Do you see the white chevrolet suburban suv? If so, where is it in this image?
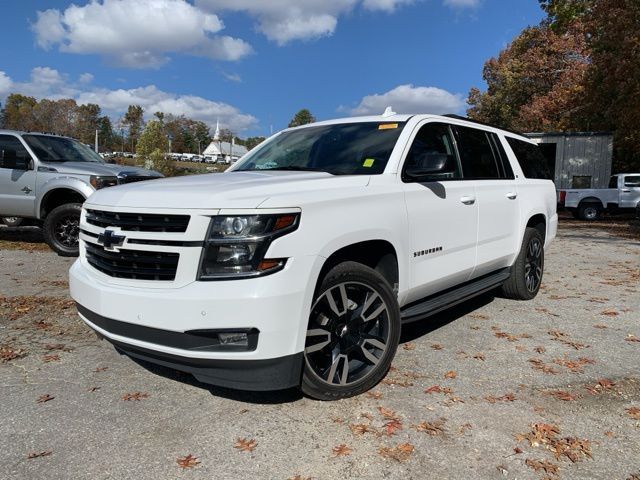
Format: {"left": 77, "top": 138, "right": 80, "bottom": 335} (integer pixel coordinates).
{"left": 69, "top": 113, "right": 558, "bottom": 400}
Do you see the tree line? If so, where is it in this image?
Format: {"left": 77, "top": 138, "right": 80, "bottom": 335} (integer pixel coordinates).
{"left": 468, "top": 0, "right": 640, "bottom": 172}
{"left": 0, "top": 93, "right": 269, "bottom": 154}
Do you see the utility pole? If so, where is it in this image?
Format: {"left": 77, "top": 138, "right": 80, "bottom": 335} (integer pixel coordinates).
{"left": 95, "top": 129, "right": 99, "bottom": 153}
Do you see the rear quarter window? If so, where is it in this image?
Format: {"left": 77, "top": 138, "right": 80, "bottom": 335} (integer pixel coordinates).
{"left": 506, "top": 138, "right": 554, "bottom": 180}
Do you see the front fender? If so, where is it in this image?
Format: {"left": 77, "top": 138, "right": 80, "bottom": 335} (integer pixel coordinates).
{"left": 36, "top": 177, "right": 94, "bottom": 219}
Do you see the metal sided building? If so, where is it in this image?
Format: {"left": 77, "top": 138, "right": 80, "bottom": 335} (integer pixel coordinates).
{"left": 525, "top": 132, "right": 614, "bottom": 189}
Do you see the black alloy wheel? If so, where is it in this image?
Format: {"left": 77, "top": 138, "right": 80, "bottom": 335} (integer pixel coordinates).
{"left": 302, "top": 262, "right": 400, "bottom": 400}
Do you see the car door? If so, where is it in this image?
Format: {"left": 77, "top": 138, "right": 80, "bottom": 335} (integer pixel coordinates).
{"left": 0, "top": 134, "right": 37, "bottom": 217}
{"left": 453, "top": 126, "right": 520, "bottom": 278}
{"left": 401, "top": 122, "right": 478, "bottom": 304}
{"left": 619, "top": 175, "right": 640, "bottom": 208}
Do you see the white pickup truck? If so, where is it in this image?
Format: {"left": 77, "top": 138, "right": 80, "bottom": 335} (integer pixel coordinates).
{"left": 69, "top": 112, "right": 557, "bottom": 400}
{"left": 558, "top": 173, "right": 640, "bottom": 220}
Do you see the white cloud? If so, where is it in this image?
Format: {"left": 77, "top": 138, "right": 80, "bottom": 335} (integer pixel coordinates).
{"left": 443, "top": 0, "right": 480, "bottom": 8}
{"left": 79, "top": 73, "right": 94, "bottom": 84}
{"left": 222, "top": 72, "right": 242, "bottom": 83}
{"left": 32, "top": 0, "right": 252, "bottom": 68}
{"left": 348, "top": 84, "right": 465, "bottom": 116}
{"left": 0, "top": 68, "right": 257, "bottom": 132}
{"left": 0, "top": 71, "right": 13, "bottom": 96}
{"left": 196, "top": 0, "right": 414, "bottom": 44}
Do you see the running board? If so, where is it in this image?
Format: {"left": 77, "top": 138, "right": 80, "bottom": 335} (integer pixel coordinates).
{"left": 400, "top": 268, "right": 511, "bottom": 324}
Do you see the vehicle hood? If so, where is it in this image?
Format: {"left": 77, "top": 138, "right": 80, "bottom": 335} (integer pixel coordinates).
{"left": 86, "top": 171, "right": 370, "bottom": 209}
{"left": 40, "top": 161, "right": 161, "bottom": 178}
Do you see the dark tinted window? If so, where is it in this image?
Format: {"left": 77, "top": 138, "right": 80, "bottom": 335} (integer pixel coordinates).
{"left": 489, "top": 133, "right": 515, "bottom": 179}
{"left": 402, "top": 123, "right": 461, "bottom": 181}
{"left": 454, "top": 126, "right": 500, "bottom": 179}
{"left": 506, "top": 137, "right": 554, "bottom": 180}
{"left": 608, "top": 176, "right": 618, "bottom": 188}
{"left": 624, "top": 175, "right": 640, "bottom": 187}
{"left": 22, "top": 135, "right": 104, "bottom": 163}
{"left": 0, "top": 135, "right": 32, "bottom": 169}
{"left": 235, "top": 122, "right": 405, "bottom": 175}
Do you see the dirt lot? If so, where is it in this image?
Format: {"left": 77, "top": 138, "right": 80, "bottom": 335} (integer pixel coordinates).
{"left": 1, "top": 221, "right": 639, "bottom": 480}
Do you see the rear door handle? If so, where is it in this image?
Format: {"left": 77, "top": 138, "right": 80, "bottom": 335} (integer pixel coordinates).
{"left": 506, "top": 192, "right": 517, "bottom": 200}
{"left": 460, "top": 196, "right": 476, "bottom": 205}
{"left": 621, "top": 189, "right": 631, "bottom": 193}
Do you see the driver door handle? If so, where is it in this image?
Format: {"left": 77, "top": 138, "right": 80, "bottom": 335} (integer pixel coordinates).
{"left": 460, "top": 195, "right": 476, "bottom": 205}
{"left": 506, "top": 192, "right": 517, "bottom": 200}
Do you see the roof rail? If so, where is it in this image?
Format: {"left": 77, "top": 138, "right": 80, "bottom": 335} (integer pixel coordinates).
{"left": 442, "top": 114, "right": 524, "bottom": 137}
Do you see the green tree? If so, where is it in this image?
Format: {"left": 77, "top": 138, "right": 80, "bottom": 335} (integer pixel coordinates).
{"left": 97, "top": 116, "right": 114, "bottom": 152}
{"left": 2, "top": 94, "right": 38, "bottom": 131}
{"left": 288, "top": 109, "right": 316, "bottom": 128}
{"left": 123, "top": 105, "right": 144, "bottom": 151}
{"left": 76, "top": 103, "right": 101, "bottom": 144}
{"left": 136, "top": 119, "right": 174, "bottom": 175}
{"left": 244, "top": 136, "right": 266, "bottom": 150}
{"left": 539, "top": 0, "right": 593, "bottom": 31}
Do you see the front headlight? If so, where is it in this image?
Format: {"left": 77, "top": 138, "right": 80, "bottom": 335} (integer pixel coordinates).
{"left": 198, "top": 213, "right": 300, "bottom": 280}
{"left": 90, "top": 175, "right": 118, "bottom": 189}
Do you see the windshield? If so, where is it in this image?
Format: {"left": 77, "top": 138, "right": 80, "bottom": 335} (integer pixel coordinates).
{"left": 22, "top": 135, "right": 104, "bottom": 163}
{"left": 234, "top": 122, "right": 406, "bottom": 175}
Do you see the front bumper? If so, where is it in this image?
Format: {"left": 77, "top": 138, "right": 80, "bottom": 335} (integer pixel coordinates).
{"left": 69, "top": 253, "right": 322, "bottom": 390}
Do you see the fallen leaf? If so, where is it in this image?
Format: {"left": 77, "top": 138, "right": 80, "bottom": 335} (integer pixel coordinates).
{"left": 176, "top": 454, "right": 200, "bottom": 469}
{"left": 0, "top": 345, "right": 26, "bottom": 363}
{"left": 27, "top": 451, "right": 52, "bottom": 459}
{"left": 121, "top": 392, "right": 149, "bottom": 401}
{"left": 601, "top": 308, "right": 619, "bottom": 317}
{"left": 425, "top": 385, "right": 453, "bottom": 395}
{"left": 485, "top": 393, "right": 516, "bottom": 404}
{"left": 36, "top": 394, "right": 54, "bottom": 404}
{"left": 525, "top": 458, "right": 559, "bottom": 475}
{"left": 593, "top": 324, "right": 608, "bottom": 329}
{"left": 288, "top": 476, "right": 312, "bottom": 480}
{"left": 94, "top": 366, "right": 108, "bottom": 372}
{"left": 87, "top": 386, "right": 100, "bottom": 392}
{"left": 444, "top": 370, "right": 457, "bottom": 379}
{"left": 332, "top": 444, "right": 352, "bottom": 457}
{"left": 548, "top": 390, "right": 578, "bottom": 401}
{"left": 384, "top": 419, "right": 403, "bottom": 436}
{"left": 513, "top": 447, "right": 523, "bottom": 454}
{"left": 626, "top": 335, "right": 640, "bottom": 343}
{"left": 431, "top": 343, "right": 444, "bottom": 350}
{"left": 365, "top": 390, "right": 383, "bottom": 400}
{"left": 234, "top": 438, "right": 257, "bottom": 452}
{"left": 529, "top": 358, "right": 558, "bottom": 375}
{"left": 534, "top": 346, "right": 546, "bottom": 354}
{"left": 402, "top": 342, "right": 415, "bottom": 351}
{"left": 378, "top": 443, "right": 414, "bottom": 462}
{"left": 473, "top": 353, "right": 486, "bottom": 361}
{"left": 378, "top": 406, "right": 399, "bottom": 420}
{"left": 42, "top": 354, "right": 60, "bottom": 363}
{"left": 412, "top": 418, "right": 446, "bottom": 436}
{"left": 626, "top": 407, "right": 640, "bottom": 420}
{"left": 349, "top": 423, "right": 379, "bottom": 436}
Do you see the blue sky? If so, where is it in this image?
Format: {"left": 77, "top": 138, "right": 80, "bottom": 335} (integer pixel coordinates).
{"left": 0, "top": 0, "right": 544, "bottom": 137}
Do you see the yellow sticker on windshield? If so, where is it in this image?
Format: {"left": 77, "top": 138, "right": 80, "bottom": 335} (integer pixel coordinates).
{"left": 378, "top": 123, "right": 398, "bottom": 130}
{"left": 363, "top": 158, "right": 375, "bottom": 167}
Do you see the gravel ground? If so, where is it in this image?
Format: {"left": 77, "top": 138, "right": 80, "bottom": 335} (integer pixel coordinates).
{"left": 1, "top": 222, "right": 639, "bottom": 480}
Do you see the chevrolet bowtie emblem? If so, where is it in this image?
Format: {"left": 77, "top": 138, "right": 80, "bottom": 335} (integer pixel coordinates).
{"left": 98, "top": 230, "right": 126, "bottom": 251}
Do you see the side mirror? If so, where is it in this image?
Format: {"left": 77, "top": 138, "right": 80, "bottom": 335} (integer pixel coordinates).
{"left": 405, "top": 152, "right": 455, "bottom": 179}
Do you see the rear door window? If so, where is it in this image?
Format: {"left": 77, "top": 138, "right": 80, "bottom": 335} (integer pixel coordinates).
{"left": 453, "top": 126, "right": 501, "bottom": 179}
{"left": 624, "top": 175, "right": 640, "bottom": 187}
{"left": 506, "top": 137, "right": 554, "bottom": 180}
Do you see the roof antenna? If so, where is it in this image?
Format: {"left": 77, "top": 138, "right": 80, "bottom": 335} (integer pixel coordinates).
{"left": 382, "top": 106, "right": 396, "bottom": 117}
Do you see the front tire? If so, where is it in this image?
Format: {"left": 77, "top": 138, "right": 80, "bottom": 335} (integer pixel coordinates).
{"left": 301, "top": 262, "right": 401, "bottom": 400}
{"left": 43, "top": 203, "right": 82, "bottom": 257}
{"left": 501, "top": 227, "right": 544, "bottom": 300}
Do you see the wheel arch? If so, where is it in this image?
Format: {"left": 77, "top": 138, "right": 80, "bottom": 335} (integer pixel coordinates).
{"left": 314, "top": 240, "right": 400, "bottom": 298}
{"left": 526, "top": 213, "right": 546, "bottom": 243}
{"left": 38, "top": 184, "right": 89, "bottom": 219}
{"left": 577, "top": 196, "right": 604, "bottom": 208}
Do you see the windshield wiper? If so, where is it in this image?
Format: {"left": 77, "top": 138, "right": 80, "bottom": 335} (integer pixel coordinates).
{"left": 263, "top": 166, "right": 328, "bottom": 172}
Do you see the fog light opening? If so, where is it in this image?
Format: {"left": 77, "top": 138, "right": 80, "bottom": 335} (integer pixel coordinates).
{"left": 218, "top": 332, "right": 249, "bottom": 347}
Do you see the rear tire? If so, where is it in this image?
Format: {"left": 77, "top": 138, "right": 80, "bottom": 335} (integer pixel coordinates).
{"left": 578, "top": 203, "right": 601, "bottom": 221}
{"left": 43, "top": 203, "right": 82, "bottom": 257}
{"left": 301, "top": 262, "right": 401, "bottom": 400}
{"left": 501, "top": 227, "right": 544, "bottom": 300}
